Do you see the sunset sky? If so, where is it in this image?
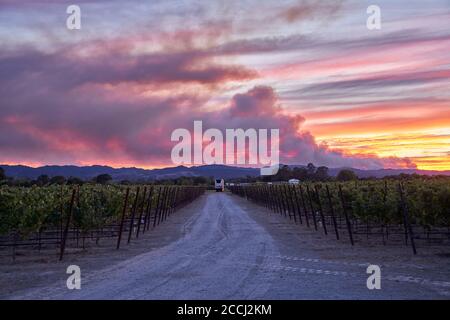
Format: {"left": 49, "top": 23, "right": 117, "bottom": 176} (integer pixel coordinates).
{"left": 1, "top": 0, "right": 449, "bottom": 170}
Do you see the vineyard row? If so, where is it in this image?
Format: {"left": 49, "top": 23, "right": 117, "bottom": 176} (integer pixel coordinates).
{"left": 0, "top": 185, "right": 205, "bottom": 260}
{"left": 229, "top": 180, "right": 450, "bottom": 254}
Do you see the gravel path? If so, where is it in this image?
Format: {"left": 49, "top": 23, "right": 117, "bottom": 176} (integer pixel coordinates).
{"left": 6, "top": 192, "right": 450, "bottom": 299}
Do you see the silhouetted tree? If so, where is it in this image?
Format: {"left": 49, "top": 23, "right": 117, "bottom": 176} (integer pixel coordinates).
{"left": 315, "top": 166, "right": 329, "bottom": 181}
{"left": 275, "top": 165, "right": 291, "bottom": 181}
{"left": 337, "top": 169, "right": 358, "bottom": 181}
{"left": 50, "top": 176, "right": 66, "bottom": 185}
{"left": 95, "top": 174, "right": 112, "bottom": 184}
{"left": 292, "top": 167, "right": 308, "bottom": 180}
{"left": 306, "top": 163, "right": 316, "bottom": 176}
{"left": 0, "top": 167, "right": 5, "bottom": 180}
{"left": 36, "top": 174, "right": 49, "bottom": 186}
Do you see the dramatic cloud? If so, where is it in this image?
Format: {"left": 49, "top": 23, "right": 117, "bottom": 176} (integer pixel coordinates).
{"left": 230, "top": 86, "right": 280, "bottom": 117}
{"left": 0, "top": 39, "right": 418, "bottom": 170}
{"left": 0, "top": 50, "right": 257, "bottom": 91}
{"left": 224, "top": 86, "right": 416, "bottom": 169}
{"left": 278, "top": 0, "right": 344, "bottom": 23}
{"left": 297, "top": 70, "right": 450, "bottom": 96}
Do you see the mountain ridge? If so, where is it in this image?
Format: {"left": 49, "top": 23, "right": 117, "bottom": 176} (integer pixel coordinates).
{"left": 1, "top": 164, "right": 450, "bottom": 181}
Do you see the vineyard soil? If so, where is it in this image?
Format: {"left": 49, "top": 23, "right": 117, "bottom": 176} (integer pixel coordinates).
{"left": 1, "top": 192, "right": 450, "bottom": 299}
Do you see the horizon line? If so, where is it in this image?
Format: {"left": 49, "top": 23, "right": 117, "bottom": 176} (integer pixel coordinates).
{"left": 1, "top": 163, "right": 449, "bottom": 173}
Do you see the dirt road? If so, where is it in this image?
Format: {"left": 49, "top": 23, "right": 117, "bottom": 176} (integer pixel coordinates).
{"left": 5, "top": 192, "right": 450, "bottom": 299}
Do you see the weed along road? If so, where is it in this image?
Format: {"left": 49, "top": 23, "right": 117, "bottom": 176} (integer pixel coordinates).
{"left": 8, "top": 192, "right": 450, "bottom": 299}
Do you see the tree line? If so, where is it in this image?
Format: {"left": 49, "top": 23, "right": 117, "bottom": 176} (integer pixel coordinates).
{"left": 228, "top": 163, "right": 358, "bottom": 183}
{"left": 0, "top": 168, "right": 213, "bottom": 187}
{"left": 1, "top": 165, "right": 448, "bottom": 187}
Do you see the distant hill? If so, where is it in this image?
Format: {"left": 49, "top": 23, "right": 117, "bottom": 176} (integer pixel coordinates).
{"left": 1, "top": 164, "right": 449, "bottom": 181}
{"left": 0, "top": 164, "right": 260, "bottom": 181}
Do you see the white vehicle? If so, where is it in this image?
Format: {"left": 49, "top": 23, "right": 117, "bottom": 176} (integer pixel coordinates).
{"left": 215, "top": 178, "right": 225, "bottom": 192}
{"left": 288, "top": 179, "right": 300, "bottom": 185}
